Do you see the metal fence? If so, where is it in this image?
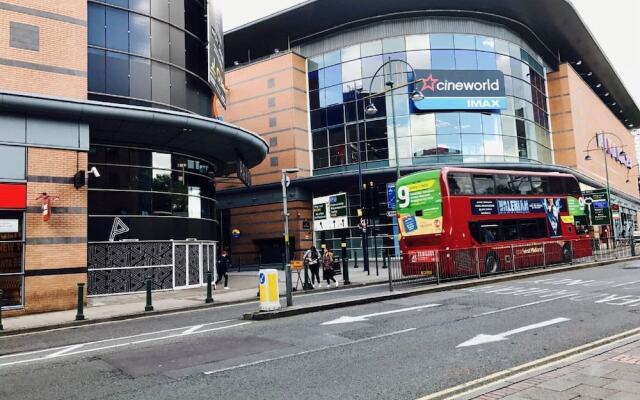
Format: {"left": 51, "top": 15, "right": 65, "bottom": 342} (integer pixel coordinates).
{"left": 88, "top": 240, "right": 217, "bottom": 296}
{"left": 388, "top": 238, "right": 639, "bottom": 288}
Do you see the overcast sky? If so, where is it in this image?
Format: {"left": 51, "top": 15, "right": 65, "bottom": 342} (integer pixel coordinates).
{"left": 222, "top": 0, "right": 640, "bottom": 107}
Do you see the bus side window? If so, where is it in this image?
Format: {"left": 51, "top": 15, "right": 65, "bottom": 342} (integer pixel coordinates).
{"left": 511, "top": 175, "right": 532, "bottom": 195}
{"left": 518, "top": 219, "right": 548, "bottom": 239}
{"left": 530, "top": 176, "right": 549, "bottom": 194}
{"left": 503, "top": 220, "right": 518, "bottom": 240}
{"left": 473, "top": 174, "right": 495, "bottom": 195}
{"left": 495, "top": 174, "right": 515, "bottom": 194}
{"left": 447, "top": 173, "right": 473, "bottom": 195}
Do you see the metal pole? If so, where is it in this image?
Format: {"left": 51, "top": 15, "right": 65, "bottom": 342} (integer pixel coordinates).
{"left": 205, "top": 270, "right": 214, "bottom": 303}
{"left": 387, "top": 254, "right": 394, "bottom": 292}
{"left": 0, "top": 289, "right": 4, "bottom": 330}
{"left": 602, "top": 135, "right": 616, "bottom": 246}
{"left": 144, "top": 277, "right": 153, "bottom": 312}
{"left": 371, "top": 182, "right": 380, "bottom": 276}
{"left": 386, "top": 59, "right": 401, "bottom": 180}
{"left": 353, "top": 250, "right": 359, "bottom": 268}
{"left": 341, "top": 239, "right": 351, "bottom": 285}
{"left": 75, "top": 283, "right": 85, "bottom": 321}
{"left": 362, "top": 184, "right": 370, "bottom": 275}
{"left": 282, "top": 173, "right": 293, "bottom": 307}
{"left": 354, "top": 87, "right": 369, "bottom": 275}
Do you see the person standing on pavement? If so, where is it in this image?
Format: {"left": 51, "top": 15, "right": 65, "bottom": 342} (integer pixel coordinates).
{"left": 322, "top": 246, "right": 338, "bottom": 288}
{"left": 215, "top": 249, "right": 231, "bottom": 289}
{"left": 303, "top": 245, "right": 321, "bottom": 288}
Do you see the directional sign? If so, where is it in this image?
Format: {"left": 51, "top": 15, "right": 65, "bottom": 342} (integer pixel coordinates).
{"left": 321, "top": 304, "right": 440, "bottom": 325}
{"left": 457, "top": 317, "right": 570, "bottom": 348}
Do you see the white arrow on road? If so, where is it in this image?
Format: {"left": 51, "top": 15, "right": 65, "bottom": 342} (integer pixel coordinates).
{"left": 457, "top": 317, "right": 570, "bottom": 348}
{"left": 321, "top": 304, "right": 440, "bottom": 325}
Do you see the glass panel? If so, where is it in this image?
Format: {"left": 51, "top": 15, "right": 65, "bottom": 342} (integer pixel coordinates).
{"left": 503, "top": 136, "right": 518, "bottom": 159}
{"left": 530, "top": 176, "right": 549, "bottom": 194}
{"left": 462, "top": 134, "right": 484, "bottom": 155}
{"left": 435, "top": 113, "right": 460, "bottom": 134}
{"left": 313, "top": 149, "right": 329, "bottom": 169}
{"left": 170, "top": 27, "right": 186, "bottom": 68}
{"left": 412, "top": 135, "right": 437, "bottom": 157}
{"left": 365, "top": 119, "right": 387, "bottom": 141}
{"left": 308, "top": 55, "right": 323, "bottom": 71}
{"left": 151, "top": 20, "right": 170, "bottom": 62}
{"left": 511, "top": 176, "right": 532, "bottom": 194}
{"left": 324, "top": 85, "right": 342, "bottom": 106}
{"left": 509, "top": 42, "right": 521, "bottom": 58}
{"left": 129, "top": 56, "right": 151, "bottom": 100}
{"left": 454, "top": 34, "right": 475, "bottom": 50}
{"left": 88, "top": 3, "right": 105, "bottom": 47}
{"left": 447, "top": 173, "right": 473, "bottom": 195}
{"left": 323, "top": 50, "right": 341, "bottom": 67}
{"left": 473, "top": 175, "right": 495, "bottom": 194}
{"left": 383, "top": 37, "right": 405, "bottom": 53}
{"left": 328, "top": 126, "right": 345, "bottom": 146}
{"left": 151, "top": 61, "right": 170, "bottom": 104}
{"left": 105, "top": 51, "right": 129, "bottom": 96}
{"left": 455, "top": 50, "right": 477, "bottom": 69}
{"left": 496, "top": 54, "right": 511, "bottom": 75}
{"left": 324, "top": 64, "right": 342, "bottom": 87}
{"left": 406, "top": 50, "right": 431, "bottom": 70}
{"left": 170, "top": 67, "right": 186, "bottom": 109}
{"left": 106, "top": 0, "right": 128, "bottom": 7}
{"left": 361, "top": 55, "right": 384, "bottom": 79}
{"left": 495, "top": 174, "right": 515, "bottom": 194}
{"left": 437, "top": 134, "right": 462, "bottom": 155}
{"left": 342, "top": 60, "right": 361, "bottom": 83}
{"left": 501, "top": 115, "right": 516, "bottom": 136}
{"left": 151, "top": 0, "right": 169, "bottom": 20}
{"left": 484, "top": 134, "right": 504, "bottom": 156}
{"left": 326, "top": 104, "right": 344, "bottom": 126}
{"left": 312, "top": 129, "right": 328, "bottom": 148}
{"left": 88, "top": 48, "right": 106, "bottom": 93}
{"left": 361, "top": 40, "right": 382, "bottom": 57}
{"left": 106, "top": 7, "right": 128, "bottom": 52}
{"left": 0, "top": 276, "right": 23, "bottom": 307}
{"left": 431, "top": 50, "right": 455, "bottom": 70}
{"left": 389, "top": 115, "right": 410, "bottom": 138}
{"left": 477, "top": 52, "right": 497, "bottom": 70}
{"left": 341, "top": 44, "right": 360, "bottom": 62}
{"left": 459, "top": 112, "right": 482, "bottom": 133}
{"left": 366, "top": 139, "right": 388, "bottom": 161}
{"left": 494, "top": 39, "right": 509, "bottom": 55}
{"left": 410, "top": 114, "right": 435, "bottom": 136}
{"left": 129, "top": 13, "right": 150, "bottom": 57}
{"left": 188, "top": 187, "right": 201, "bottom": 218}
{"left": 0, "top": 145, "right": 25, "bottom": 180}
{"left": 482, "top": 113, "right": 502, "bottom": 135}
{"left": 169, "top": 0, "right": 185, "bottom": 27}
{"left": 329, "top": 145, "right": 346, "bottom": 166}
{"left": 130, "top": 0, "right": 150, "bottom": 13}
{"left": 475, "top": 36, "right": 495, "bottom": 52}
{"left": 430, "top": 34, "right": 454, "bottom": 49}
{"left": 406, "top": 34, "right": 429, "bottom": 50}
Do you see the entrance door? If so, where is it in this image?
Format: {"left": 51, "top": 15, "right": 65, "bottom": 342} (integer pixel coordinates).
{"left": 173, "top": 242, "right": 203, "bottom": 289}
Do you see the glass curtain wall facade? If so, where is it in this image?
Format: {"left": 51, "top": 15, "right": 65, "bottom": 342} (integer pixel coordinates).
{"left": 88, "top": 145, "right": 218, "bottom": 241}
{"left": 88, "top": 0, "right": 212, "bottom": 116}
{"left": 308, "top": 33, "right": 552, "bottom": 175}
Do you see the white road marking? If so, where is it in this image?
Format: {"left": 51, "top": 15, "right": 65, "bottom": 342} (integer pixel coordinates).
{"left": 0, "top": 321, "right": 249, "bottom": 368}
{"left": 203, "top": 328, "right": 417, "bottom": 375}
{"left": 321, "top": 304, "right": 441, "bottom": 325}
{"left": 44, "top": 344, "right": 85, "bottom": 358}
{"left": 473, "top": 295, "right": 576, "bottom": 317}
{"left": 457, "top": 317, "right": 570, "bottom": 348}
{"left": 182, "top": 325, "right": 204, "bottom": 335}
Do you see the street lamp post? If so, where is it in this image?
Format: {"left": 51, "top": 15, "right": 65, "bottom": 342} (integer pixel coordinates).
{"left": 281, "top": 168, "right": 299, "bottom": 307}
{"left": 349, "top": 85, "right": 369, "bottom": 273}
{"left": 584, "top": 131, "right": 630, "bottom": 243}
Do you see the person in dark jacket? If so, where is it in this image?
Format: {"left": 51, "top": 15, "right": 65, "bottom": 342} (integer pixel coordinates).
{"left": 215, "top": 250, "right": 231, "bottom": 289}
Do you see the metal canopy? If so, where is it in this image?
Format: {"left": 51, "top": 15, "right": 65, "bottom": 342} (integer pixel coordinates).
{"left": 224, "top": 0, "right": 639, "bottom": 128}
{"left": 0, "top": 91, "right": 268, "bottom": 174}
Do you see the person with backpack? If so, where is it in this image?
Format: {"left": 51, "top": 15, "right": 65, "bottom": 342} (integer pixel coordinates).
{"left": 323, "top": 246, "right": 338, "bottom": 288}
{"left": 303, "top": 246, "right": 321, "bottom": 288}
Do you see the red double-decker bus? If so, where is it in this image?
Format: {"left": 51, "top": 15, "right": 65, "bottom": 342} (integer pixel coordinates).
{"left": 395, "top": 167, "right": 592, "bottom": 277}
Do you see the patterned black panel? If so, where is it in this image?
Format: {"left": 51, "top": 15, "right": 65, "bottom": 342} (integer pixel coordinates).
{"left": 88, "top": 242, "right": 172, "bottom": 270}
{"left": 88, "top": 266, "right": 172, "bottom": 295}
{"left": 188, "top": 245, "right": 200, "bottom": 285}
{"left": 174, "top": 245, "right": 187, "bottom": 287}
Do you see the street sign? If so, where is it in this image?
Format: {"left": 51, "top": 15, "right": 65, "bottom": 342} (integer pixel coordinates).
{"left": 386, "top": 183, "right": 396, "bottom": 211}
{"left": 583, "top": 189, "right": 611, "bottom": 226}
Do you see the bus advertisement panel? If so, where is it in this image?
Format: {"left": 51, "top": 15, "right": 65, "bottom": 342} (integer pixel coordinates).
{"left": 396, "top": 170, "right": 442, "bottom": 237}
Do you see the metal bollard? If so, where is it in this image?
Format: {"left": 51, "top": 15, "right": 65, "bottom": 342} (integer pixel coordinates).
{"left": 145, "top": 277, "right": 154, "bottom": 312}
{"left": 387, "top": 255, "right": 393, "bottom": 292}
{"left": 205, "top": 270, "right": 214, "bottom": 303}
{"left": 0, "top": 289, "right": 4, "bottom": 330}
{"left": 75, "top": 283, "right": 85, "bottom": 321}
{"left": 631, "top": 240, "right": 637, "bottom": 257}
{"left": 353, "top": 251, "right": 359, "bottom": 268}
{"left": 382, "top": 250, "right": 388, "bottom": 269}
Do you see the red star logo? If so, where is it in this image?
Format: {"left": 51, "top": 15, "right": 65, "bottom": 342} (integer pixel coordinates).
{"left": 420, "top": 74, "right": 439, "bottom": 92}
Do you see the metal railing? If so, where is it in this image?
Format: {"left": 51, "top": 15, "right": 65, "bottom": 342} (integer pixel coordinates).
{"left": 388, "top": 238, "right": 639, "bottom": 288}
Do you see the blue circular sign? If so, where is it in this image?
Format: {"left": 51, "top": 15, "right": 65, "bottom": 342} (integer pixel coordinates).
{"left": 259, "top": 272, "right": 266, "bottom": 285}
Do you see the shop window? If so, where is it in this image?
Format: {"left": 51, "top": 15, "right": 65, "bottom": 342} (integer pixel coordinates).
{"left": 0, "top": 211, "right": 23, "bottom": 308}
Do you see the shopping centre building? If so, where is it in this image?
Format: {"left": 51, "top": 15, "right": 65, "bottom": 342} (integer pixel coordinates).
{"left": 0, "top": 0, "right": 267, "bottom": 315}
{"left": 219, "top": 0, "right": 640, "bottom": 266}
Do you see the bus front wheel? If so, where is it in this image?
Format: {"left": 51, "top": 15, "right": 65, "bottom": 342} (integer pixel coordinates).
{"left": 485, "top": 252, "right": 499, "bottom": 274}
{"left": 562, "top": 244, "right": 572, "bottom": 263}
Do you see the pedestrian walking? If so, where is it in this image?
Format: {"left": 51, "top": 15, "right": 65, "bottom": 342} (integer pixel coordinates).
{"left": 303, "top": 245, "right": 321, "bottom": 287}
{"left": 323, "top": 246, "right": 338, "bottom": 288}
{"left": 215, "top": 249, "right": 231, "bottom": 289}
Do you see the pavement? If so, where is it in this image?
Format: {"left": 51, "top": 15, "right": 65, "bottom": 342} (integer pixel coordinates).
{"left": 1, "top": 259, "right": 640, "bottom": 400}
{"left": 454, "top": 331, "right": 640, "bottom": 400}
{"left": 1, "top": 266, "right": 387, "bottom": 333}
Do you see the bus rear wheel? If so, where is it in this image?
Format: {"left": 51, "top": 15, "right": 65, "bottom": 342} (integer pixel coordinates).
{"left": 562, "top": 244, "right": 572, "bottom": 263}
{"left": 485, "top": 252, "right": 499, "bottom": 273}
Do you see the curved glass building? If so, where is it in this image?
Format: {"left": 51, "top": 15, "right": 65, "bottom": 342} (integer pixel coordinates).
{"left": 88, "top": 0, "right": 212, "bottom": 115}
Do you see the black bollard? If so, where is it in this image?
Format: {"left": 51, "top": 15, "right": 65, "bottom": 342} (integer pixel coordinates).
{"left": 206, "top": 270, "right": 214, "bottom": 303}
{"left": 353, "top": 251, "right": 359, "bottom": 268}
{"left": 631, "top": 239, "right": 637, "bottom": 257}
{"left": 341, "top": 241, "right": 351, "bottom": 285}
{"left": 0, "top": 289, "right": 4, "bottom": 330}
{"left": 303, "top": 260, "right": 313, "bottom": 290}
{"left": 145, "top": 277, "right": 154, "bottom": 312}
{"left": 382, "top": 250, "right": 388, "bottom": 269}
{"left": 75, "top": 283, "right": 85, "bottom": 321}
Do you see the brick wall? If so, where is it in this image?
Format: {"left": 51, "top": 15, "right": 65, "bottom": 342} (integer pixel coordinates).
{"left": 0, "top": 0, "right": 87, "bottom": 99}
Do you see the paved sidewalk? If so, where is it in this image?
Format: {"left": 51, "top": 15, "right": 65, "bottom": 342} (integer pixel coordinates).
{"left": 461, "top": 334, "right": 640, "bottom": 400}
{"left": 2, "top": 267, "right": 386, "bottom": 332}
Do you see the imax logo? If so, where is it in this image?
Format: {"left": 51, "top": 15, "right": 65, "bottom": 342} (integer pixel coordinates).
{"left": 468, "top": 99, "right": 503, "bottom": 108}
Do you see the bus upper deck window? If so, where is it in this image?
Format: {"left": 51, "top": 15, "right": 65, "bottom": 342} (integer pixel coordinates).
{"left": 530, "top": 176, "right": 549, "bottom": 194}
{"left": 511, "top": 175, "right": 532, "bottom": 195}
{"left": 495, "top": 174, "right": 515, "bottom": 194}
{"left": 473, "top": 174, "right": 495, "bottom": 195}
{"left": 447, "top": 173, "right": 473, "bottom": 195}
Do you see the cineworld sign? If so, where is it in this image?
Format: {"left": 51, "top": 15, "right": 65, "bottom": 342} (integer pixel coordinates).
{"left": 413, "top": 70, "right": 507, "bottom": 111}
{"left": 596, "top": 132, "right": 632, "bottom": 169}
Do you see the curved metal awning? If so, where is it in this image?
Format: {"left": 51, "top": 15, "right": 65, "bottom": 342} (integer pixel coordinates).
{"left": 0, "top": 91, "right": 269, "bottom": 174}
